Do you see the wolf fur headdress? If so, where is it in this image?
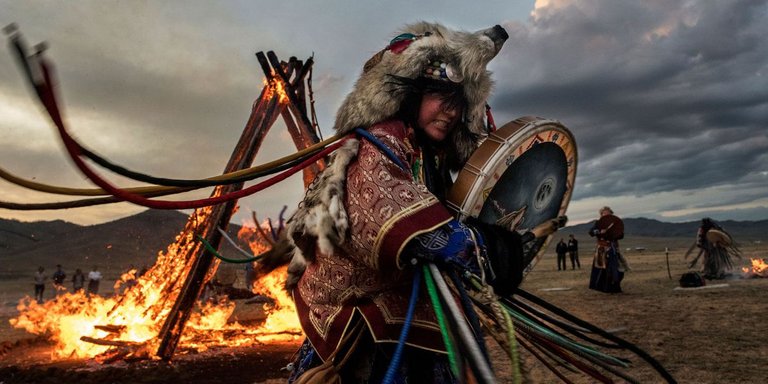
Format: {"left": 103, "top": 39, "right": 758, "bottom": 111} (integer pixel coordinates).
{"left": 335, "top": 21, "right": 509, "bottom": 165}
{"left": 270, "top": 22, "right": 509, "bottom": 288}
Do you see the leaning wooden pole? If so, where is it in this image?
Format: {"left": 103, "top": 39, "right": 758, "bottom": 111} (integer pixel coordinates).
{"left": 279, "top": 59, "right": 324, "bottom": 186}
{"left": 156, "top": 71, "right": 286, "bottom": 360}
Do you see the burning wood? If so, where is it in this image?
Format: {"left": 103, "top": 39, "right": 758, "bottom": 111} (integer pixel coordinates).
{"left": 95, "top": 344, "right": 153, "bottom": 364}
{"left": 742, "top": 258, "right": 768, "bottom": 278}
{"left": 94, "top": 324, "right": 126, "bottom": 334}
{"left": 156, "top": 50, "right": 318, "bottom": 360}
{"left": 80, "top": 336, "right": 141, "bottom": 348}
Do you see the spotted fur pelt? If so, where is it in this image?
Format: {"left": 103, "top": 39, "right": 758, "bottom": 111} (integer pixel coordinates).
{"left": 283, "top": 139, "right": 359, "bottom": 288}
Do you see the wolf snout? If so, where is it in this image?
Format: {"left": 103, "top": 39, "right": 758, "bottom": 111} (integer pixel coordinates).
{"left": 482, "top": 25, "right": 508, "bottom": 53}
{"left": 490, "top": 25, "right": 509, "bottom": 42}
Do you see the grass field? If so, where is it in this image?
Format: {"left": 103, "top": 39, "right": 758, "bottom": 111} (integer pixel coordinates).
{"left": 515, "top": 240, "right": 768, "bottom": 383}
{"left": 2, "top": 236, "right": 767, "bottom": 383}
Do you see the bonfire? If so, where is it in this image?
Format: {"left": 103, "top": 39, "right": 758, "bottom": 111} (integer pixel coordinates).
{"left": 5, "top": 27, "right": 321, "bottom": 363}
{"left": 10, "top": 215, "right": 301, "bottom": 362}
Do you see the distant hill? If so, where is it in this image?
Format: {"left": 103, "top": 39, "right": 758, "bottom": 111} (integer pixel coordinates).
{"left": 563, "top": 217, "right": 768, "bottom": 242}
{"left": 2, "top": 212, "right": 766, "bottom": 275}
{"left": 0, "top": 218, "right": 80, "bottom": 252}
{"left": 1, "top": 210, "right": 248, "bottom": 276}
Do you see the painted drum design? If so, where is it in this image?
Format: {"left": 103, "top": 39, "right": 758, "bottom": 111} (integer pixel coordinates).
{"left": 447, "top": 116, "right": 578, "bottom": 276}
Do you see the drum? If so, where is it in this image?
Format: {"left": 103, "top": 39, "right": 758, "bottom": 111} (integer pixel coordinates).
{"left": 447, "top": 116, "right": 577, "bottom": 275}
{"left": 706, "top": 229, "right": 732, "bottom": 247}
{"left": 599, "top": 214, "right": 625, "bottom": 242}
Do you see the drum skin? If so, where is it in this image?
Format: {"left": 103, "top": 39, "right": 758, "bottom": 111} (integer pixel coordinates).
{"left": 596, "top": 214, "right": 624, "bottom": 241}
{"left": 447, "top": 116, "right": 577, "bottom": 275}
{"left": 706, "top": 229, "right": 732, "bottom": 247}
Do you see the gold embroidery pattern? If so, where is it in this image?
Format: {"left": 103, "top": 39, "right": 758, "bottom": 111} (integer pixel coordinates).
{"left": 296, "top": 122, "right": 446, "bottom": 346}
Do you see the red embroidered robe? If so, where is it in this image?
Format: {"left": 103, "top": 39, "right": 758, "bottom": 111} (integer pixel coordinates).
{"left": 293, "top": 119, "right": 453, "bottom": 360}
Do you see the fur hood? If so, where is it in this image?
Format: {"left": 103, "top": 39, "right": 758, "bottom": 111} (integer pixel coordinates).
{"left": 334, "top": 21, "right": 508, "bottom": 165}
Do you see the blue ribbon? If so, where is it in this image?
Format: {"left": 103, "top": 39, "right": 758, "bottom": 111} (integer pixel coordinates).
{"left": 354, "top": 128, "right": 408, "bottom": 171}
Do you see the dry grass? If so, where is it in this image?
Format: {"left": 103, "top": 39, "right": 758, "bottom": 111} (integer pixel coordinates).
{"left": 2, "top": 239, "right": 766, "bottom": 383}
{"left": 510, "top": 242, "right": 768, "bottom": 383}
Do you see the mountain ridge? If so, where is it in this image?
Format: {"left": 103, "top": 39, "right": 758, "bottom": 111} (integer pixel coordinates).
{"left": 0, "top": 210, "right": 248, "bottom": 275}
{"left": 2, "top": 211, "right": 766, "bottom": 274}
{"left": 563, "top": 217, "right": 768, "bottom": 240}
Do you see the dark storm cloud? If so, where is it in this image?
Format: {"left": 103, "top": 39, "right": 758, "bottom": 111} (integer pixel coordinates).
{"left": 0, "top": 0, "right": 535, "bottom": 224}
{"left": 2, "top": 1, "right": 765, "bottom": 225}
{"left": 492, "top": 1, "right": 768, "bottom": 205}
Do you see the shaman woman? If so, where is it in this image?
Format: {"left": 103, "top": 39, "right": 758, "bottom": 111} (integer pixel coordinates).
{"left": 283, "top": 22, "right": 560, "bottom": 383}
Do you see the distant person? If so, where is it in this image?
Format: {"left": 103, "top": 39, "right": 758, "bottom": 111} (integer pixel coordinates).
{"left": 33, "top": 266, "right": 46, "bottom": 302}
{"left": 72, "top": 268, "right": 86, "bottom": 292}
{"left": 556, "top": 238, "right": 568, "bottom": 271}
{"left": 567, "top": 234, "right": 580, "bottom": 269}
{"left": 588, "top": 207, "right": 627, "bottom": 293}
{"left": 684, "top": 217, "right": 741, "bottom": 279}
{"left": 87, "top": 266, "right": 103, "bottom": 296}
{"left": 52, "top": 264, "right": 66, "bottom": 292}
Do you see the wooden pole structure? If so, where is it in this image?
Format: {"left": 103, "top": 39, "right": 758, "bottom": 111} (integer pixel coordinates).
{"left": 257, "top": 51, "right": 324, "bottom": 186}
{"left": 156, "top": 80, "right": 284, "bottom": 360}
{"left": 155, "top": 51, "right": 320, "bottom": 360}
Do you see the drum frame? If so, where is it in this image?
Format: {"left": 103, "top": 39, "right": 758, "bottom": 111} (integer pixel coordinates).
{"left": 447, "top": 116, "right": 578, "bottom": 274}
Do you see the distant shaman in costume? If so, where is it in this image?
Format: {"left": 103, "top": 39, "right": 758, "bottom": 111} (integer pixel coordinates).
{"left": 588, "top": 206, "right": 628, "bottom": 293}
{"left": 685, "top": 218, "right": 741, "bottom": 279}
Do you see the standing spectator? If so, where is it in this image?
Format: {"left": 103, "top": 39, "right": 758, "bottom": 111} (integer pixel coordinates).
{"left": 567, "top": 234, "right": 581, "bottom": 269}
{"left": 72, "top": 268, "right": 86, "bottom": 292}
{"left": 52, "top": 264, "right": 67, "bottom": 292}
{"left": 87, "top": 266, "right": 103, "bottom": 296}
{"left": 33, "top": 266, "right": 46, "bottom": 302}
{"left": 555, "top": 239, "right": 568, "bottom": 271}
{"left": 588, "top": 207, "right": 626, "bottom": 293}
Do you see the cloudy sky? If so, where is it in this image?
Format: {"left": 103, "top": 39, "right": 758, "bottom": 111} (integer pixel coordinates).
{"left": 1, "top": 0, "right": 766, "bottom": 227}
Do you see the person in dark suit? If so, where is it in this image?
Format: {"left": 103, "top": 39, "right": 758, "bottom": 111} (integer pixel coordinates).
{"left": 556, "top": 239, "right": 568, "bottom": 271}
{"left": 567, "top": 234, "right": 580, "bottom": 269}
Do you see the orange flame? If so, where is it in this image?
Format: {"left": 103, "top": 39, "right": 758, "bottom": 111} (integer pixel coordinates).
{"left": 237, "top": 219, "right": 273, "bottom": 256}
{"left": 10, "top": 208, "right": 301, "bottom": 361}
{"left": 262, "top": 74, "right": 289, "bottom": 104}
{"left": 742, "top": 258, "right": 768, "bottom": 277}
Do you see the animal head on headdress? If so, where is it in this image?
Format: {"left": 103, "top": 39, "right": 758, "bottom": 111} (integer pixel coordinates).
{"left": 334, "top": 21, "right": 509, "bottom": 166}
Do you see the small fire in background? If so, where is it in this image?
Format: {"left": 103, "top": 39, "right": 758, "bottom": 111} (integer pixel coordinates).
{"left": 10, "top": 208, "right": 301, "bottom": 361}
{"left": 742, "top": 258, "right": 768, "bottom": 278}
